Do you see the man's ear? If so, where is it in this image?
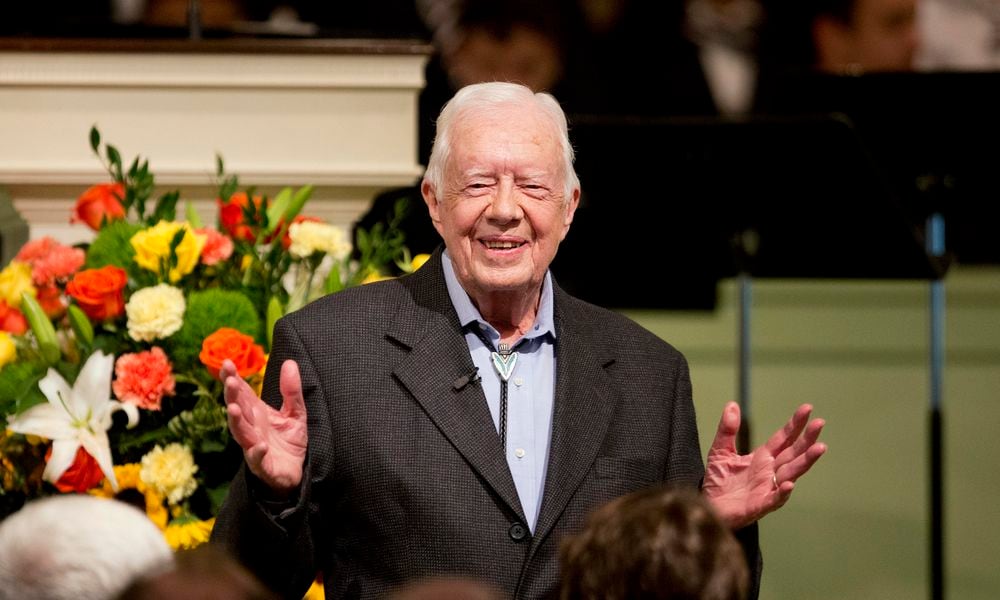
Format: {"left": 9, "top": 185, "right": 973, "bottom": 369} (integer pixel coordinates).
{"left": 559, "top": 187, "right": 581, "bottom": 241}
{"left": 421, "top": 179, "right": 446, "bottom": 237}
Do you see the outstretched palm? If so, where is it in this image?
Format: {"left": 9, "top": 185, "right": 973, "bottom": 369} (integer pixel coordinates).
{"left": 222, "top": 359, "right": 308, "bottom": 494}
{"left": 703, "top": 402, "right": 826, "bottom": 529}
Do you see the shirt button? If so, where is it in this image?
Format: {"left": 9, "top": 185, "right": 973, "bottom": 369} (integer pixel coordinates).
{"left": 508, "top": 523, "right": 528, "bottom": 542}
{"left": 514, "top": 377, "right": 524, "bottom": 386}
{"left": 514, "top": 448, "right": 526, "bottom": 458}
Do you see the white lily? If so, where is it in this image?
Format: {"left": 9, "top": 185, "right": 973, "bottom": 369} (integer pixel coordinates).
{"left": 7, "top": 351, "right": 139, "bottom": 490}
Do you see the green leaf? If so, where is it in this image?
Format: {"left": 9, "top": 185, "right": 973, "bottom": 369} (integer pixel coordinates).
{"left": 0, "top": 359, "right": 47, "bottom": 412}
{"left": 106, "top": 144, "right": 123, "bottom": 180}
{"left": 219, "top": 176, "right": 239, "bottom": 203}
{"left": 89, "top": 126, "right": 101, "bottom": 153}
{"left": 152, "top": 190, "right": 179, "bottom": 224}
{"left": 265, "top": 187, "right": 293, "bottom": 233}
{"left": 282, "top": 185, "right": 313, "bottom": 222}
{"left": 324, "top": 261, "right": 343, "bottom": 294}
{"left": 127, "top": 156, "right": 140, "bottom": 179}
{"left": 356, "top": 227, "right": 371, "bottom": 256}
{"left": 215, "top": 153, "right": 225, "bottom": 178}
{"left": 185, "top": 201, "right": 203, "bottom": 229}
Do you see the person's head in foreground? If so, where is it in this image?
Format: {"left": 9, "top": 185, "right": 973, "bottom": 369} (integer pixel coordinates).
{"left": 0, "top": 494, "right": 173, "bottom": 600}
{"left": 115, "top": 543, "right": 277, "bottom": 600}
{"left": 389, "top": 575, "right": 504, "bottom": 600}
{"left": 422, "top": 81, "right": 580, "bottom": 317}
{"left": 559, "top": 485, "right": 749, "bottom": 600}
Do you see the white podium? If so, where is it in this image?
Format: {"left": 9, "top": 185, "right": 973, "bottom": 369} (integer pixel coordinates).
{"left": 0, "top": 37, "right": 431, "bottom": 244}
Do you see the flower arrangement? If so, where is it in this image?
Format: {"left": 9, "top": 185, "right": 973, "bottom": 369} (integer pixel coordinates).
{"left": 0, "top": 127, "right": 421, "bottom": 552}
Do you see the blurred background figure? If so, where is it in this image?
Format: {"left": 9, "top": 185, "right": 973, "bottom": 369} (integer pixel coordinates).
{"left": 388, "top": 576, "right": 504, "bottom": 600}
{"left": 559, "top": 485, "right": 749, "bottom": 600}
{"left": 0, "top": 495, "right": 173, "bottom": 600}
{"left": 753, "top": 0, "right": 920, "bottom": 111}
{"left": 683, "top": 0, "right": 764, "bottom": 115}
{"left": 917, "top": 0, "right": 1000, "bottom": 69}
{"left": 415, "top": 0, "right": 567, "bottom": 165}
{"left": 115, "top": 544, "right": 277, "bottom": 600}
{"left": 755, "top": 0, "right": 919, "bottom": 77}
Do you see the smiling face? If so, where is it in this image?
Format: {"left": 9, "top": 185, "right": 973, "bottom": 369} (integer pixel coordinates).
{"left": 422, "top": 101, "right": 579, "bottom": 306}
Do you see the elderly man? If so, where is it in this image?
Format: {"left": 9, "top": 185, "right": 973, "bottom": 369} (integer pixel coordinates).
{"left": 212, "top": 82, "right": 826, "bottom": 599}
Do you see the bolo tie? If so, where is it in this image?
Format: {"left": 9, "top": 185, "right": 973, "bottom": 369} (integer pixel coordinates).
{"left": 471, "top": 327, "right": 519, "bottom": 449}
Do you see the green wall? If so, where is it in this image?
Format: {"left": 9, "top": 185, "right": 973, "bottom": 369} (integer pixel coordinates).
{"left": 623, "top": 266, "right": 1000, "bottom": 600}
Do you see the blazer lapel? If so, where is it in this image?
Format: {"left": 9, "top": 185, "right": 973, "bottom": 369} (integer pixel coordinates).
{"left": 388, "top": 253, "right": 525, "bottom": 522}
{"left": 530, "top": 288, "right": 618, "bottom": 544}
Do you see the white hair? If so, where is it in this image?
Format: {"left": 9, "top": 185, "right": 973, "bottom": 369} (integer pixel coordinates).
{"left": 423, "top": 81, "right": 580, "bottom": 200}
{"left": 0, "top": 495, "right": 174, "bottom": 600}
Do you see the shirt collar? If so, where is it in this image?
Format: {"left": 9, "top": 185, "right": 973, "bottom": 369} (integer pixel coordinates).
{"left": 442, "top": 249, "right": 556, "bottom": 340}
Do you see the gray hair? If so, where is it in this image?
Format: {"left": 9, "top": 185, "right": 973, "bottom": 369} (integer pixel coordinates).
{"left": 0, "top": 495, "right": 174, "bottom": 600}
{"left": 423, "top": 82, "right": 580, "bottom": 200}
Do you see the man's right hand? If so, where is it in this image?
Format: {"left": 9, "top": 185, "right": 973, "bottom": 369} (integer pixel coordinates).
{"left": 222, "top": 358, "right": 308, "bottom": 495}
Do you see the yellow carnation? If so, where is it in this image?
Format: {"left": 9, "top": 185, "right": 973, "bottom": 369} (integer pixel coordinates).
{"left": 288, "top": 221, "right": 352, "bottom": 260}
{"left": 126, "top": 284, "right": 186, "bottom": 341}
{"left": 0, "top": 332, "right": 16, "bottom": 368}
{"left": 140, "top": 443, "right": 198, "bottom": 506}
{"left": 131, "top": 221, "right": 206, "bottom": 282}
{"left": 0, "top": 261, "right": 35, "bottom": 308}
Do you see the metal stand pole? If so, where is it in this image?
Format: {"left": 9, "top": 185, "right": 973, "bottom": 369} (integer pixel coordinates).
{"left": 737, "top": 271, "right": 752, "bottom": 454}
{"left": 927, "top": 213, "right": 946, "bottom": 600}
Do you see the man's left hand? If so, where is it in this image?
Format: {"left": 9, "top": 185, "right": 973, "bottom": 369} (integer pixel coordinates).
{"left": 703, "top": 402, "right": 827, "bottom": 529}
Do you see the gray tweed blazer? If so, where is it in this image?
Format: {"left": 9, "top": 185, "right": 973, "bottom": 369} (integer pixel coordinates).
{"left": 213, "top": 249, "right": 759, "bottom": 599}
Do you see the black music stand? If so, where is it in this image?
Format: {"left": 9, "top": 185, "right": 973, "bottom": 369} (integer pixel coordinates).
{"left": 756, "top": 70, "right": 1000, "bottom": 600}
{"left": 555, "top": 109, "right": 949, "bottom": 596}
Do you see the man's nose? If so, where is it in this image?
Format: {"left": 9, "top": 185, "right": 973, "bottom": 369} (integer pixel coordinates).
{"left": 488, "top": 180, "right": 523, "bottom": 222}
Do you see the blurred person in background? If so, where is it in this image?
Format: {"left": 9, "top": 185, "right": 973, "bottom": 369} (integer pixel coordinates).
{"left": 753, "top": 0, "right": 920, "bottom": 110}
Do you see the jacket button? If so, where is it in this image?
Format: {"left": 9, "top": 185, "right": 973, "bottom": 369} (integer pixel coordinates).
{"left": 508, "top": 523, "right": 528, "bottom": 542}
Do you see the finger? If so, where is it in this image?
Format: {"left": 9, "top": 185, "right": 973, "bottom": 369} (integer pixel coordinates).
{"left": 279, "top": 360, "right": 307, "bottom": 419}
{"left": 775, "top": 418, "right": 825, "bottom": 466}
{"left": 764, "top": 404, "right": 813, "bottom": 455}
{"left": 246, "top": 441, "right": 269, "bottom": 473}
{"left": 775, "top": 441, "right": 827, "bottom": 484}
{"left": 225, "top": 376, "right": 258, "bottom": 429}
{"left": 225, "top": 403, "right": 260, "bottom": 451}
{"left": 220, "top": 358, "right": 239, "bottom": 383}
{"left": 709, "top": 401, "right": 741, "bottom": 454}
{"left": 772, "top": 481, "right": 795, "bottom": 510}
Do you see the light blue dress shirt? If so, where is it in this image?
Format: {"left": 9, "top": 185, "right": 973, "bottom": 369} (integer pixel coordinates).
{"left": 441, "top": 251, "right": 556, "bottom": 532}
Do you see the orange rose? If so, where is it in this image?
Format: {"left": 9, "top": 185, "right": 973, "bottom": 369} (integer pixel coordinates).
{"left": 72, "top": 183, "right": 126, "bottom": 231}
{"left": 66, "top": 266, "right": 128, "bottom": 321}
{"left": 45, "top": 446, "right": 105, "bottom": 493}
{"left": 200, "top": 327, "right": 266, "bottom": 379}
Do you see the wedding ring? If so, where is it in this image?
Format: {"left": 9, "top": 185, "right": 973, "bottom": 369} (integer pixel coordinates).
{"left": 772, "top": 473, "right": 779, "bottom": 490}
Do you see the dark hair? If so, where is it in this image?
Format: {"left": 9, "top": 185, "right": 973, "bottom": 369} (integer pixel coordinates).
{"left": 559, "top": 486, "right": 748, "bottom": 600}
{"left": 116, "top": 544, "right": 278, "bottom": 600}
